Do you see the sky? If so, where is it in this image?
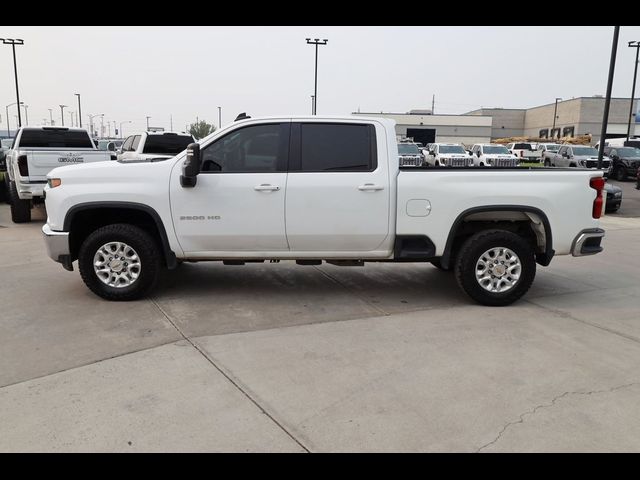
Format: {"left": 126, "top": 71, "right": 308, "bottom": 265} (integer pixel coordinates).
{"left": 1, "top": 26, "right": 640, "bottom": 136}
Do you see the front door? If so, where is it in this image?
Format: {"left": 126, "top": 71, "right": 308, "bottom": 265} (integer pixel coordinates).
{"left": 285, "top": 122, "right": 391, "bottom": 254}
{"left": 170, "top": 122, "right": 290, "bottom": 254}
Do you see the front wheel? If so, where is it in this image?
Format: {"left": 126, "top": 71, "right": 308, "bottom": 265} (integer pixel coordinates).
{"left": 544, "top": 159, "right": 551, "bottom": 167}
{"left": 78, "top": 223, "right": 161, "bottom": 301}
{"left": 614, "top": 167, "right": 626, "bottom": 182}
{"left": 455, "top": 230, "right": 536, "bottom": 306}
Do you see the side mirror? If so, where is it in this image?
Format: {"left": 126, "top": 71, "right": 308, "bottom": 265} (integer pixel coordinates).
{"left": 181, "top": 143, "right": 201, "bottom": 188}
{"left": 429, "top": 151, "right": 435, "bottom": 156}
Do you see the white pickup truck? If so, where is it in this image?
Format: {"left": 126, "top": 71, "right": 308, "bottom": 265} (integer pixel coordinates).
{"left": 6, "top": 127, "right": 112, "bottom": 223}
{"left": 42, "top": 116, "right": 607, "bottom": 306}
{"left": 506, "top": 142, "right": 543, "bottom": 163}
{"left": 118, "top": 131, "right": 195, "bottom": 162}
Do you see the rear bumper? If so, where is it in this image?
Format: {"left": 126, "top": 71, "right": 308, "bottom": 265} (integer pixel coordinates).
{"left": 571, "top": 228, "right": 605, "bottom": 257}
{"left": 17, "top": 181, "right": 46, "bottom": 200}
{"left": 42, "top": 224, "right": 73, "bottom": 271}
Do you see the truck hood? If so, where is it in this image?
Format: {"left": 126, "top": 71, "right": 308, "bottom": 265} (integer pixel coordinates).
{"left": 47, "top": 155, "right": 177, "bottom": 183}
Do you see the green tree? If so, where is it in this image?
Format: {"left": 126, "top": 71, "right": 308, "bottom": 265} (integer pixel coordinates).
{"left": 189, "top": 120, "right": 216, "bottom": 140}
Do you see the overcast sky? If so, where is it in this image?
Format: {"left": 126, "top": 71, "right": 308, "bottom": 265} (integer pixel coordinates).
{"left": 1, "top": 26, "right": 639, "bottom": 135}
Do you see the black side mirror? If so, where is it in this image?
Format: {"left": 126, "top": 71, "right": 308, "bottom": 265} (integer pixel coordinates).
{"left": 181, "top": 143, "right": 201, "bottom": 188}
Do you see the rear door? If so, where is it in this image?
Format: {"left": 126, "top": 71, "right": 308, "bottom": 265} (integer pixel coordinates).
{"left": 285, "top": 121, "right": 390, "bottom": 253}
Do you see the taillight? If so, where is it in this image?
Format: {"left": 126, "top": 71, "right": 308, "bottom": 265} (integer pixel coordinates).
{"left": 590, "top": 176, "right": 605, "bottom": 219}
{"left": 17, "top": 155, "right": 29, "bottom": 177}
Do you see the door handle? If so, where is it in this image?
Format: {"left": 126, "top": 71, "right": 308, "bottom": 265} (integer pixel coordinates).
{"left": 254, "top": 184, "right": 280, "bottom": 192}
{"left": 358, "top": 183, "right": 384, "bottom": 191}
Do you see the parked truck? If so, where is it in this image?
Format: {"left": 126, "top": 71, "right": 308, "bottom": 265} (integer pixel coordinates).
{"left": 506, "top": 142, "right": 543, "bottom": 163}
{"left": 6, "top": 127, "right": 113, "bottom": 223}
{"left": 117, "top": 131, "right": 195, "bottom": 162}
{"left": 549, "top": 145, "right": 611, "bottom": 174}
{"left": 43, "top": 116, "right": 607, "bottom": 306}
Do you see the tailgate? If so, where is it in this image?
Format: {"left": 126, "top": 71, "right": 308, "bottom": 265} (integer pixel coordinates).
{"left": 25, "top": 150, "right": 109, "bottom": 181}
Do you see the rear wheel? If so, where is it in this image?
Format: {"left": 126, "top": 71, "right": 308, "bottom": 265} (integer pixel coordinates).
{"left": 78, "top": 224, "right": 161, "bottom": 301}
{"left": 455, "top": 230, "right": 536, "bottom": 306}
{"left": 9, "top": 181, "right": 31, "bottom": 223}
{"left": 614, "top": 166, "right": 626, "bottom": 182}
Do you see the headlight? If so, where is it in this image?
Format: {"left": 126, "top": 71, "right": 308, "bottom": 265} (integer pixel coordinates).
{"left": 486, "top": 158, "right": 493, "bottom": 165}
{"left": 580, "top": 160, "right": 586, "bottom": 166}
{"left": 440, "top": 158, "right": 448, "bottom": 165}
{"left": 47, "top": 178, "right": 62, "bottom": 188}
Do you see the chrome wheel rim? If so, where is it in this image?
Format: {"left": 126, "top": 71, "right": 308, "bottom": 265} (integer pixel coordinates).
{"left": 93, "top": 242, "right": 141, "bottom": 288}
{"left": 475, "top": 247, "right": 521, "bottom": 293}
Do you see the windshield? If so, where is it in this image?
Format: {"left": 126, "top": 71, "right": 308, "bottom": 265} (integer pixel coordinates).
{"left": 18, "top": 129, "right": 93, "bottom": 148}
{"left": 398, "top": 143, "right": 420, "bottom": 155}
{"left": 513, "top": 143, "right": 533, "bottom": 150}
{"left": 483, "top": 145, "right": 510, "bottom": 155}
{"left": 439, "top": 145, "right": 466, "bottom": 154}
{"left": 142, "top": 134, "right": 194, "bottom": 155}
{"left": 572, "top": 146, "right": 599, "bottom": 156}
{"left": 616, "top": 147, "right": 640, "bottom": 157}
{"left": 544, "top": 144, "right": 560, "bottom": 152}
{"left": 1, "top": 139, "right": 13, "bottom": 149}
{"left": 96, "top": 140, "right": 109, "bottom": 151}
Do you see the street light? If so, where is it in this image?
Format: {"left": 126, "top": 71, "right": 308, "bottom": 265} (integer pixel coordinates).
{"left": 305, "top": 38, "right": 328, "bottom": 115}
{"left": 627, "top": 41, "right": 640, "bottom": 140}
{"left": 59, "top": 105, "right": 67, "bottom": 126}
{"left": 119, "top": 121, "right": 132, "bottom": 138}
{"left": 146, "top": 116, "right": 151, "bottom": 131}
{"left": 218, "top": 106, "right": 222, "bottom": 129}
{"left": 48, "top": 108, "right": 53, "bottom": 126}
{"left": 0, "top": 38, "right": 24, "bottom": 127}
{"left": 21, "top": 103, "right": 29, "bottom": 125}
{"left": 74, "top": 93, "right": 82, "bottom": 128}
{"left": 552, "top": 98, "right": 562, "bottom": 139}
{"left": 311, "top": 95, "right": 315, "bottom": 115}
{"left": 88, "top": 113, "right": 103, "bottom": 137}
{"left": 4, "top": 101, "right": 23, "bottom": 136}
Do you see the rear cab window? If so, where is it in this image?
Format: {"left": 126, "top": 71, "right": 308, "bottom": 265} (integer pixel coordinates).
{"left": 142, "top": 134, "right": 194, "bottom": 155}
{"left": 18, "top": 129, "right": 93, "bottom": 148}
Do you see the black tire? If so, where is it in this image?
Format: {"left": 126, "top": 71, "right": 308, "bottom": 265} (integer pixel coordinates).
{"left": 544, "top": 159, "right": 551, "bottom": 167}
{"left": 430, "top": 259, "right": 452, "bottom": 272}
{"left": 614, "top": 167, "right": 626, "bottom": 182}
{"left": 9, "top": 181, "right": 31, "bottom": 223}
{"left": 78, "top": 223, "right": 161, "bottom": 301}
{"left": 3, "top": 174, "right": 10, "bottom": 204}
{"left": 454, "top": 229, "right": 536, "bottom": 306}
{"left": 0, "top": 175, "right": 6, "bottom": 203}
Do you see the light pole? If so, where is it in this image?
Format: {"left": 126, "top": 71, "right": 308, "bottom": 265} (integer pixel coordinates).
{"left": 88, "top": 113, "right": 103, "bottom": 137}
{"left": 5, "top": 101, "right": 23, "bottom": 136}
{"left": 627, "top": 41, "right": 640, "bottom": 140}
{"left": 69, "top": 111, "right": 74, "bottom": 127}
{"left": 598, "top": 26, "right": 620, "bottom": 169}
{"left": 59, "top": 105, "right": 67, "bottom": 126}
{"left": 119, "top": 121, "right": 131, "bottom": 138}
{"left": 311, "top": 95, "right": 315, "bottom": 115}
{"left": 146, "top": 116, "right": 151, "bottom": 131}
{"left": 1, "top": 38, "right": 24, "bottom": 127}
{"left": 552, "top": 97, "right": 562, "bottom": 138}
{"left": 218, "top": 106, "right": 222, "bottom": 128}
{"left": 305, "top": 38, "right": 328, "bottom": 115}
{"left": 21, "top": 103, "right": 29, "bottom": 125}
{"left": 100, "top": 114, "right": 104, "bottom": 137}
{"left": 74, "top": 93, "right": 82, "bottom": 128}
{"left": 48, "top": 108, "right": 53, "bottom": 126}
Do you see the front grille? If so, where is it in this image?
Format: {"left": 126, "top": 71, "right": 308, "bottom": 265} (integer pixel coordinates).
{"left": 494, "top": 158, "right": 518, "bottom": 167}
{"left": 400, "top": 156, "right": 422, "bottom": 167}
{"left": 449, "top": 158, "right": 468, "bottom": 167}
{"left": 585, "top": 160, "right": 611, "bottom": 169}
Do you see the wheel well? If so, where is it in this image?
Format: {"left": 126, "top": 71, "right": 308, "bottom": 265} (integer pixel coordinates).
{"left": 442, "top": 209, "right": 552, "bottom": 268}
{"left": 67, "top": 207, "right": 172, "bottom": 267}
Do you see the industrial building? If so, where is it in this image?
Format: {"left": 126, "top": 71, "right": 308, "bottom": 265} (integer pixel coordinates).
{"left": 355, "top": 96, "right": 639, "bottom": 147}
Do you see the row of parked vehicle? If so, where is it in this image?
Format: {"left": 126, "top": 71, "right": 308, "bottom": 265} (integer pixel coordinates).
{"left": 398, "top": 142, "right": 522, "bottom": 168}
{"left": 0, "top": 126, "right": 195, "bottom": 223}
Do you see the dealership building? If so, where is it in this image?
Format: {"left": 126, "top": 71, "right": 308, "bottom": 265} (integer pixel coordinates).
{"left": 355, "top": 97, "right": 639, "bottom": 146}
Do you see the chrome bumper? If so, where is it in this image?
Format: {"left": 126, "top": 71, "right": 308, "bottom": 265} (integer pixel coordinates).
{"left": 571, "top": 228, "right": 605, "bottom": 257}
{"left": 17, "top": 181, "right": 45, "bottom": 200}
{"left": 42, "top": 224, "right": 73, "bottom": 271}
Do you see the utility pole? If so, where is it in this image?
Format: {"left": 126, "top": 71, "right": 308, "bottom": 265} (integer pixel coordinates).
{"left": 59, "top": 104, "right": 67, "bottom": 126}
{"left": 627, "top": 41, "right": 640, "bottom": 140}
{"left": 306, "top": 38, "right": 328, "bottom": 115}
{"left": 598, "top": 26, "right": 620, "bottom": 169}
{"left": 552, "top": 98, "right": 562, "bottom": 138}
{"left": 1, "top": 38, "right": 24, "bottom": 127}
{"left": 75, "top": 93, "right": 82, "bottom": 128}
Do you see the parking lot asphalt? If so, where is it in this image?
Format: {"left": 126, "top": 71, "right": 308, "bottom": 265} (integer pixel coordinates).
{"left": 1, "top": 203, "right": 640, "bottom": 452}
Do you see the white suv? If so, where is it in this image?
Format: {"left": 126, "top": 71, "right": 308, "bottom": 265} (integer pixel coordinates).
{"left": 470, "top": 144, "right": 520, "bottom": 167}
{"left": 424, "top": 143, "right": 473, "bottom": 167}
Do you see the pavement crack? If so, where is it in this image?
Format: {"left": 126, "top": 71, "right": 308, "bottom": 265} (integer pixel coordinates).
{"left": 476, "top": 382, "right": 640, "bottom": 452}
{"left": 149, "top": 297, "right": 310, "bottom": 453}
{"left": 312, "top": 265, "right": 390, "bottom": 317}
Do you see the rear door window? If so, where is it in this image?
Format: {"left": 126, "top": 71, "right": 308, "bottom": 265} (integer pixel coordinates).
{"left": 18, "top": 129, "right": 93, "bottom": 148}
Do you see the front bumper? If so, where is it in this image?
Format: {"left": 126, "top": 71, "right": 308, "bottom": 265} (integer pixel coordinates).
{"left": 17, "top": 181, "right": 46, "bottom": 200}
{"left": 42, "top": 224, "right": 73, "bottom": 271}
{"left": 571, "top": 228, "right": 605, "bottom": 257}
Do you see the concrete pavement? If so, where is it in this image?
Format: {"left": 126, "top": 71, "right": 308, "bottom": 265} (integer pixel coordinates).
{"left": 1, "top": 203, "right": 640, "bottom": 452}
